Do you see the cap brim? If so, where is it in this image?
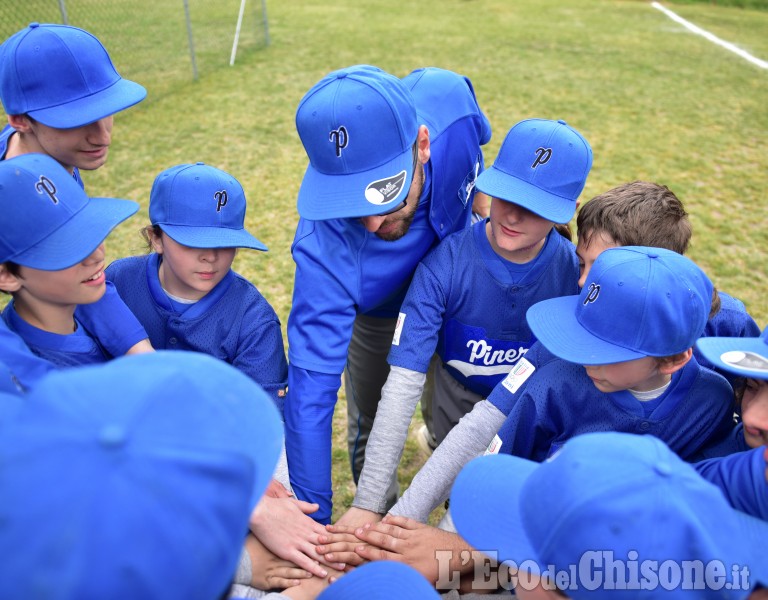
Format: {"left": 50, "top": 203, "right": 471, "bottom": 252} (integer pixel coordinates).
{"left": 476, "top": 165, "right": 577, "bottom": 224}
{"left": 13, "top": 198, "right": 138, "bottom": 270}
{"left": 29, "top": 78, "right": 147, "bottom": 129}
{"left": 161, "top": 225, "right": 268, "bottom": 252}
{"left": 450, "top": 454, "right": 545, "bottom": 574}
{"left": 695, "top": 334, "right": 768, "bottom": 379}
{"left": 297, "top": 147, "right": 414, "bottom": 220}
{"left": 526, "top": 296, "right": 646, "bottom": 365}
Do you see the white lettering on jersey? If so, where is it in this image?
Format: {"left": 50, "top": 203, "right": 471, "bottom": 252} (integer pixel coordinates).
{"left": 501, "top": 357, "right": 535, "bottom": 394}
{"left": 445, "top": 341, "right": 529, "bottom": 378}
{"left": 485, "top": 434, "right": 502, "bottom": 455}
{"left": 392, "top": 312, "right": 406, "bottom": 346}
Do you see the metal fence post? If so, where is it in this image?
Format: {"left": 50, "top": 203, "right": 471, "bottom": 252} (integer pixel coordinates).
{"left": 58, "top": 0, "right": 69, "bottom": 24}
{"left": 182, "top": 0, "right": 199, "bottom": 80}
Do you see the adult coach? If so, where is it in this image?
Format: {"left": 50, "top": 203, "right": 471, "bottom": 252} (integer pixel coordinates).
{"left": 285, "top": 65, "right": 491, "bottom": 523}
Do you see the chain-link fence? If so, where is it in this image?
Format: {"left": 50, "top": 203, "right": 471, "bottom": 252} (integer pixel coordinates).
{"left": 0, "top": 0, "right": 269, "bottom": 102}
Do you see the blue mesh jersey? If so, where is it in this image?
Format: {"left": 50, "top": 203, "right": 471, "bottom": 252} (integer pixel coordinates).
{"left": 285, "top": 68, "right": 492, "bottom": 521}
{"left": 487, "top": 343, "right": 735, "bottom": 463}
{"left": 388, "top": 222, "right": 579, "bottom": 398}
{"left": 0, "top": 124, "right": 148, "bottom": 377}
{"left": 106, "top": 254, "right": 288, "bottom": 411}
{"left": 695, "top": 446, "right": 768, "bottom": 521}
{"left": 2, "top": 301, "right": 109, "bottom": 367}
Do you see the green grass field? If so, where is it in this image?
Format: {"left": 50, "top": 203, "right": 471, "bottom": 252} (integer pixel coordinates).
{"left": 2, "top": 0, "right": 767, "bottom": 522}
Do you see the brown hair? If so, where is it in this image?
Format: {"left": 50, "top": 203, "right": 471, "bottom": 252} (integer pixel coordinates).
{"left": 141, "top": 225, "right": 163, "bottom": 253}
{"left": 577, "top": 181, "right": 691, "bottom": 255}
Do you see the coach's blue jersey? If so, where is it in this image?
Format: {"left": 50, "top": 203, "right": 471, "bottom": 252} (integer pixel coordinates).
{"left": 285, "top": 68, "right": 491, "bottom": 521}
{"left": 2, "top": 302, "right": 109, "bottom": 367}
{"left": 695, "top": 446, "right": 768, "bottom": 521}
{"left": 107, "top": 254, "right": 288, "bottom": 410}
{"left": 487, "top": 344, "right": 735, "bottom": 462}
{"left": 696, "top": 291, "right": 760, "bottom": 387}
{"left": 388, "top": 223, "right": 578, "bottom": 397}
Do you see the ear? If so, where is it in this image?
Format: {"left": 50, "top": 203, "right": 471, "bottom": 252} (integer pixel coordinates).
{"left": 147, "top": 227, "right": 164, "bottom": 254}
{"left": 0, "top": 264, "right": 22, "bottom": 293}
{"left": 7, "top": 114, "right": 33, "bottom": 133}
{"left": 659, "top": 348, "right": 693, "bottom": 375}
{"left": 416, "top": 125, "right": 430, "bottom": 164}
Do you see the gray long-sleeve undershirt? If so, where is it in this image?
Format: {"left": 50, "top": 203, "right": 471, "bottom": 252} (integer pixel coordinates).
{"left": 353, "top": 366, "right": 427, "bottom": 513}
{"left": 389, "top": 398, "right": 506, "bottom": 523}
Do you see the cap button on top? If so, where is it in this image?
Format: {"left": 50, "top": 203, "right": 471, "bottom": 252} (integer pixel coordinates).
{"left": 99, "top": 425, "right": 127, "bottom": 448}
{"left": 196, "top": 161, "right": 205, "bottom": 166}
{"left": 654, "top": 461, "right": 672, "bottom": 477}
{"left": 337, "top": 72, "right": 348, "bottom": 79}
{"left": 557, "top": 119, "right": 567, "bottom": 125}
{"left": 29, "top": 22, "right": 40, "bottom": 28}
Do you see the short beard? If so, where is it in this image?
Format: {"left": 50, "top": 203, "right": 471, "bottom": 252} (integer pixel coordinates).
{"left": 375, "top": 164, "right": 424, "bottom": 242}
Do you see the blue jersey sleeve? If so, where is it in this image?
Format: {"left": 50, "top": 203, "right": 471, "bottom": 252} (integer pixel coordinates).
{"left": 74, "top": 282, "right": 148, "bottom": 356}
{"left": 387, "top": 258, "right": 447, "bottom": 374}
{"left": 695, "top": 446, "right": 768, "bottom": 521}
{"left": 0, "top": 319, "right": 54, "bottom": 392}
{"left": 284, "top": 366, "right": 342, "bottom": 524}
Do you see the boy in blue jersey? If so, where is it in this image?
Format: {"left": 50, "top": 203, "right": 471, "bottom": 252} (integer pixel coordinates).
{"left": 0, "top": 154, "right": 138, "bottom": 366}
{"left": 286, "top": 64, "right": 492, "bottom": 523}
{"left": 574, "top": 181, "right": 759, "bottom": 386}
{"left": 0, "top": 23, "right": 151, "bottom": 388}
{"left": 389, "top": 247, "right": 735, "bottom": 522}
{"left": 450, "top": 432, "right": 768, "bottom": 599}
{"left": 693, "top": 324, "right": 768, "bottom": 520}
{"left": 338, "top": 119, "right": 592, "bottom": 526}
{"left": 106, "top": 162, "right": 289, "bottom": 411}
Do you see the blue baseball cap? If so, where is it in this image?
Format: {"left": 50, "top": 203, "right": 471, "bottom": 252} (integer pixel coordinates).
{"left": 476, "top": 119, "right": 592, "bottom": 224}
{"left": 0, "top": 153, "right": 138, "bottom": 270}
{"left": 149, "top": 162, "right": 267, "bottom": 250}
{"left": 317, "top": 561, "right": 440, "bottom": 599}
{"left": 526, "top": 246, "right": 713, "bottom": 365}
{"left": 0, "top": 23, "right": 146, "bottom": 129}
{"left": 296, "top": 65, "right": 419, "bottom": 220}
{"left": 451, "top": 432, "right": 768, "bottom": 597}
{"left": 0, "top": 351, "right": 283, "bottom": 599}
{"left": 696, "top": 325, "right": 768, "bottom": 379}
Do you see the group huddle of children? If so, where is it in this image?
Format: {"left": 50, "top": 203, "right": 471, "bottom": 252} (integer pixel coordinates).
{"left": 0, "top": 21, "right": 766, "bottom": 600}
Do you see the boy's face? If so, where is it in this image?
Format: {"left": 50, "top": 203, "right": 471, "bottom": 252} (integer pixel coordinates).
{"left": 575, "top": 230, "right": 617, "bottom": 288}
{"left": 152, "top": 232, "right": 236, "bottom": 301}
{"left": 486, "top": 197, "right": 553, "bottom": 264}
{"left": 17, "top": 116, "right": 114, "bottom": 172}
{"left": 742, "top": 378, "right": 768, "bottom": 448}
{"left": 584, "top": 356, "right": 667, "bottom": 394}
{"left": 11, "top": 243, "right": 107, "bottom": 323}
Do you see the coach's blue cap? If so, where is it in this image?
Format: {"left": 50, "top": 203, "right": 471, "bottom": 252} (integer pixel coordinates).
{"left": 317, "top": 561, "right": 440, "bottom": 599}
{"left": 696, "top": 325, "right": 768, "bottom": 379}
{"left": 476, "top": 119, "right": 592, "bottom": 224}
{"left": 296, "top": 65, "right": 419, "bottom": 220}
{"left": 0, "top": 153, "right": 138, "bottom": 270}
{"left": 0, "top": 23, "right": 146, "bottom": 129}
{"left": 451, "top": 432, "right": 768, "bottom": 597}
{"left": 0, "top": 351, "right": 283, "bottom": 599}
{"left": 526, "top": 246, "right": 712, "bottom": 365}
{"left": 149, "top": 162, "right": 267, "bottom": 251}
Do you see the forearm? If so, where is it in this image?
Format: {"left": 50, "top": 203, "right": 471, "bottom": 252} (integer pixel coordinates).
{"left": 353, "top": 367, "right": 426, "bottom": 513}
{"left": 390, "top": 399, "right": 505, "bottom": 522}
{"left": 284, "top": 366, "right": 340, "bottom": 524}
{"left": 75, "top": 282, "right": 148, "bottom": 356}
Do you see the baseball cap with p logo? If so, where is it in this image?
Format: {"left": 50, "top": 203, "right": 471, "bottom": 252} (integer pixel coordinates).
{"left": 295, "top": 65, "right": 419, "bottom": 220}
{"left": 0, "top": 23, "right": 146, "bottom": 129}
{"left": 149, "top": 162, "right": 267, "bottom": 251}
{"left": 476, "top": 118, "right": 592, "bottom": 224}
{"left": 526, "top": 246, "right": 714, "bottom": 365}
{"left": 0, "top": 153, "right": 138, "bottom": 270}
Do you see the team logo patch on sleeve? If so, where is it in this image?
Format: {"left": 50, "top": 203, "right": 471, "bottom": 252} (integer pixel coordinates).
{"left": 485, "top": 434, "right": 502, "bottom": 455}
{"left": 392, "top": 312, "right": 406, "bottom": 346}
{"left": 501, "top": 357, "right": 535, "bottom": 394}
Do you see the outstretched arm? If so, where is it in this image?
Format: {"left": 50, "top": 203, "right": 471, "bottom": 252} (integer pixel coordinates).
{"left": 390, "top": 399, "right": 505, "bottom": 522}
